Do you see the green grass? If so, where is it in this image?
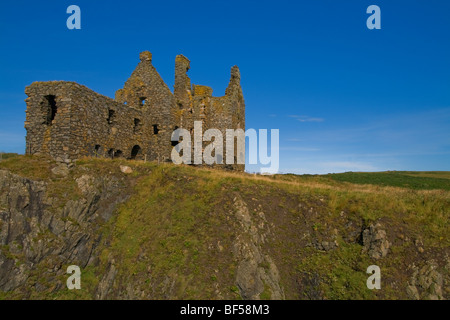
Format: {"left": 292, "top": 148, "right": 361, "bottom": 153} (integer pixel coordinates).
{"left": 0, "top": 153, "right": 19, "bottom": 160}
{"left": 99, "top": 164, "right": 238, "bottom": 299}
{"left": 296, "top": 243, "right": 375, "bottom": 300}
{"left": 326, "top": 171, "right": 450, "bottom": 191}
{"left": 0, "top": 154, "right": 53, "bottom": 180}
{"left": 404, "top": 171, "right": 450, "bottom": 180}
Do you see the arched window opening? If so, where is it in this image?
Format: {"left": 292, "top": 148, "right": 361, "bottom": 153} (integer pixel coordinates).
{"left": 130, "top": 145, "right": 142, "bottom": 160}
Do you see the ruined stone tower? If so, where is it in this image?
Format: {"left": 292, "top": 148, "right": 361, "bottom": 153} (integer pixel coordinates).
{"left": 24, "top": 51, "right": 245, "bottom": 170}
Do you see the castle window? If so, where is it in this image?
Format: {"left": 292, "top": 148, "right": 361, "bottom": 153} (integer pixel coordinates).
{"left": 94, "top": 145, "right": 101, "bottom": 157}
{"left": 44, "top": 95, "right": 57, "bottom": 125}
{"left": 133, "top": 118, "right": 141, "bottom": 133}
{"left": 139, "top": 97, "right": 147, "bottom": 106}
{"left": 107, "top": 148, "right": 123, "bottom": 159}
{"left": 130, "top": 145, "right": 141, "bottom": 160}
{"left": 152, "top": 124, "right": 159, "bottom": 135}
{"left": 107, "top": 148, "right": 115, "bottom": 158}
{"left": 107, "top": 109, "right": 116, "bottom": 125}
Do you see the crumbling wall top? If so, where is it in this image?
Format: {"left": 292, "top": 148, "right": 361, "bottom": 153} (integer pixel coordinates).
{"left": 192, "top": 85, "right": 213, "bottom": 97}
{"left": 230, "top": 65, "right": 240, "bottom": 80}
{"left": 175, "top": 54, "right": 190, "bottom": 67}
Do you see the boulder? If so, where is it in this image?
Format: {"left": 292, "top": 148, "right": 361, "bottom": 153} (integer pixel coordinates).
{"left": 362, "top": 223, "right": 390, "bottom": 259}
{"left": 120, "top": 165, "right": 133, "bottom": 174}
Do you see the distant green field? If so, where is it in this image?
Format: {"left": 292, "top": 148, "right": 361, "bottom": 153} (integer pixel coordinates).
{"left": 327, "top": 171, "right": 450, "bottom": 191}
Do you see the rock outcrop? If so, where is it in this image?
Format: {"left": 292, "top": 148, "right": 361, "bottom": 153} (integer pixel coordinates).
{"left": 362, "top": 223, "right": 390, "bottom": 259}
{"left": 231, "top": 195, "right": 284, "bottom": 300}
{"left": 0, "top": 169, "right": 129, "bottom": 295}
{"left": 406, "top": 260, "right": 446, "bottom": 300}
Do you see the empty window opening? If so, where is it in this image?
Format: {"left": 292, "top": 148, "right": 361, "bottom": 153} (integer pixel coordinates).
{"left": 153, "top": 124, "right": 159, "bottom": 135}
{"left": 130, "top": 145, "right": 142, "bottom": 160}
{"left": 107, "top": 148, "right": 115, "bottom": 158}
{"left": 45, "top": 95, "right": 57, "bottom": 125}
{"left": 139, "top": 97, "right": 147, "bottom": 106}
{"left": 107, "top": 109, "right": 116, "bottom": 125}
{"left": 94, "top": 145, "right": 101, "bottom": 157}
{"left": 133, "top": 118, "right": 141, "bottom": 133}
{"left": 107, "top": 148, "right": 123, "bottom": 159}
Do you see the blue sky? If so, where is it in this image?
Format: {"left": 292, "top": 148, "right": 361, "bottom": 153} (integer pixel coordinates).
{"left": 0, "top": 0, "right": 449, "bottom": 173}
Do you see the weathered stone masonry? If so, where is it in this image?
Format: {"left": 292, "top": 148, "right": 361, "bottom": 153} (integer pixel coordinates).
{"left": 24, "top": 51, "right": 245, "bottom": 170}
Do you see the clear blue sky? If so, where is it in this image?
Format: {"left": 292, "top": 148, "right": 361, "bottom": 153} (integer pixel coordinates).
{"left": 0, "top": 0, "right": 449, "bottom": 173}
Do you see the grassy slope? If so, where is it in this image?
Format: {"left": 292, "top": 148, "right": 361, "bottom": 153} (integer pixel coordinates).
{"left": 0, "top": 155, "right": 449, "bottom": 299}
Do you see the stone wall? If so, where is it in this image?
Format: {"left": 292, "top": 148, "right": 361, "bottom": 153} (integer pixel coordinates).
{"left": 25, "top": 82, "right": 147, "bottom": 162}
{"left": 25, "top": 52, "right": 245, "bottom": 170}
{"left": 173, "top": 56, "right": 246, "bottom": 171}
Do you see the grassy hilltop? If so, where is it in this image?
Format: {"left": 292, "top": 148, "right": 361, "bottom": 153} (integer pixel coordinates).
{"left": 0, "top": 155, "right": 448, "bottom": 300}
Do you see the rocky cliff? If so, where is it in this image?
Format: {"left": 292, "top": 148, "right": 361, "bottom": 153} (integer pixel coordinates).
{"left": 0, "top": 159, "right": 131, "bottom": 298}
{"left": 0, "top": 156, "right": 448, "bottom": 299}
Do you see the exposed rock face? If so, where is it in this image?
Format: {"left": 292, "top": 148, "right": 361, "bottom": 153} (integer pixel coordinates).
{"left": 95, "top": 257, "right": 118, "bottom": 300}
{"left": 51, "top": 163, "right": 69, "bottom": 177}
{"left": 120, "top": 165, "right": 133, "bottom": 174}
{"left": 312, "top": 239, "right": 339, "bottom": 252}
{"left": 407, "top": 260, "right": 446, "bottom": 300}
{"left": 0, "top": 161, "right": 448, "bottom": 300}
{"left": 231, "top": 195, "right": 284, "bottom": 300}
{"left": 362, "top": 223, "right": 390, "bottom": 259}
{"left": 0, "top": 169, "right": 129, "bottom": 295}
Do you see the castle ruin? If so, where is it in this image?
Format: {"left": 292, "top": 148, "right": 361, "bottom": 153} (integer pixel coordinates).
{"left": 24, "top": 51, "right": 245, "bottom": 170}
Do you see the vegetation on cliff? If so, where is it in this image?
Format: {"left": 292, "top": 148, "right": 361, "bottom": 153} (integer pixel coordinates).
{"left": 0, "top": 155, "right": 448, "bottom": 300}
